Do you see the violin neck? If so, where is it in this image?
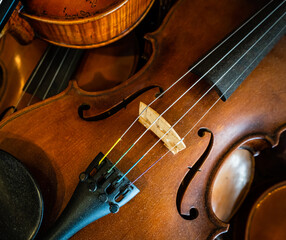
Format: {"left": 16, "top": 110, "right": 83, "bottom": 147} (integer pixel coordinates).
{"left": 192, "top": 0, "right": 286, "bottom": 101}
{"left": 0, "top": 0, "right": 19, "bottom": 32}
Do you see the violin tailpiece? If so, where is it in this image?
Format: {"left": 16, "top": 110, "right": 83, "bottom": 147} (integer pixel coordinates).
{"left": 45, "top": 152, "right": 139, "bottom": 240}
{"left": 139, "top": 102, "right": 186, "bottom": 154}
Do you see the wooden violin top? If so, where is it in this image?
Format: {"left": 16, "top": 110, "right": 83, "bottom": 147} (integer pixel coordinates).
{"left": 0, "top": 0, "right": 285, "bottom": 239}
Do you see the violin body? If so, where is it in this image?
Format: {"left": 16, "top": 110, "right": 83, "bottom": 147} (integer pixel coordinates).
{"left": 227, "top": 131, "right": 286, "bottom": 240}
{"left": 0, "top": 1, "right": 34, "bottom": 44}
{"left": 1, "top": 0, "right": 155, "bottom": 48}
{"left": 0, "top": 34, "right": 46, "bottom": 114}
{"left": 0, "top": 32, "right": 140, "bottom": 118}
{"left": 0, "top": 0, "right": 285, "bottom": 239}
{"left": 20, "top": 0, "right": 155, "bottom": 48}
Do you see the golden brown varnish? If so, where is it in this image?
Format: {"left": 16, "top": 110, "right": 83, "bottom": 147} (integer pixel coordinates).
{"left": 20, "top": 0, "right": 155, "bottom": 48}
{"left": 0, "top": 0, "right": 285, "bottom": 239}
{"left": 0, "top": 34, "right": 47, "bottom": 114}
{"left": 0, "top": 3, "right": 34, "bottom": 44}
{"left": 211, "top": 149, "right": 255, "bottom": 222}
{"left": 223, "top": 131, "right": 286, "bottom": 240}
{"left": 245, "top": 181, "right": 286, "bottom": 240}
{"left": 0, "top": 32, "right": 139, "bottom": 116}
{"left": 23, "top": 0, "right": 125, "bottom": 17}
{"left": 75, "top": 33, "right": 139, "bottom": 91}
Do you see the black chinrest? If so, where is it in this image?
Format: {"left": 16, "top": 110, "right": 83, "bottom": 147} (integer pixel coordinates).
{"left": 0, "top": 150, "right": 43, "bottom": 240}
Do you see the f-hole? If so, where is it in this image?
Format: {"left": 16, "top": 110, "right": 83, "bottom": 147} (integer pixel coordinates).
{"left": 176, "top": 128, "right": 213, "bottom": 220}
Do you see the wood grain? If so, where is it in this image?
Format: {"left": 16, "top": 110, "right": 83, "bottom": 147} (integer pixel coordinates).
{"left": 0, "top": 0, "right": 285, "bottom": 239}
{"left": 21, "top": 0, "right": 155, "bottom": 48}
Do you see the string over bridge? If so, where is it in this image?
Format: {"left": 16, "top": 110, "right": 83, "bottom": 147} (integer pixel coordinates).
{"left": 139, "top": 102, "right": 186, "bottom": 154}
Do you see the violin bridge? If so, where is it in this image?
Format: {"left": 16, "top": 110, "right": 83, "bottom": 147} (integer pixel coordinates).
{"left": 139, "top": 102, "right": 186, "bottom": 154}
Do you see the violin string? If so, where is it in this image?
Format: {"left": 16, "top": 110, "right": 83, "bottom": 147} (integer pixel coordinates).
{"left": 42, "top": 48, "right": 70, "bottom": 100}
{"left": 131, "top": 24, "right": 286, "bottom": 183}
{"left": 56, "top": 49, "right": 80, "bottom": 94}
{"left": 0, "top": 0, "right": 17, "bottom": 27}
{"left": 27, "top": 47, "right": 61, "bottom": 106}
{"left": 106, "top": 0, "right": 283, "bottom": 171}
{"left": 99, "top": 0, "right": 276, "bottom": 166}
{"left": 132, "top": 24, "right": 286, "bottom": 183}
{"left": 13, "top": 45, "right": 53, "bottom": 111}
{"left": 98, "top": 0, "right": 276, "bottom": 166}
{"left": 118, "top": 13, "right": 286, "bottom": 182}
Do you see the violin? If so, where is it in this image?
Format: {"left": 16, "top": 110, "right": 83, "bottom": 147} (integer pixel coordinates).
{"left": 1, "top": 0, "right": 155, "bottom": 48}
{"left": 0, "top": 1, "right": 34, "bottom": 44}
{"left": 0, "top": 0, "right": 19, "bottom": 32}
{"left": 0, "top": 0, "right": 170, "bottom": 118}
{"left": 224, "top": 131, "right": 286, "bottom": 240}
{"left": 245, "top": 181, "right": 286, "bottom": 240}
{"left": 0, "top": 32, "right": 140, "bottom": 119}
{"left": 0, "top": 33, "right": 47, "bottom": 115}
{"left": 0, "top": 0, "right": 285, "bottom": 239}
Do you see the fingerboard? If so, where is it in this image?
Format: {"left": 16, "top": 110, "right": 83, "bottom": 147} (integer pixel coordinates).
{"left": 192, "top": 0, "right": 286, "bottom": 101}
{"left": 25, "top": 45, "right": 84, "bottom": 100}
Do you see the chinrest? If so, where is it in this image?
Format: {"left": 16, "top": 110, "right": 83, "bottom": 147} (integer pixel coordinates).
{"left": 0, "top": 150, "right": 43, "bottom": 240}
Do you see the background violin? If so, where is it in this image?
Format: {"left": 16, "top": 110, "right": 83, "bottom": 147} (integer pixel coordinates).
{"left": 0, "top": 1, "right": 34, "bottom": 44}
{"left": 0, "top": 0, "right": 285, "bottom": 239}
{"left": 0, "top": 32, "right": 139, "bottom": 117}
{"left": 0, "top": 0, "right": 19, "bottom": 32}
{"left": 0, "top": 1, "right": 178, "bottom": 239}
{"left": 0, "top": 0, "right": 175, "bottom": 119}
{"left": 220, "top": 131, "right": 286, "bottom": 240}
{"left": 1, "top": 0, "right": 155, "bottom": 48}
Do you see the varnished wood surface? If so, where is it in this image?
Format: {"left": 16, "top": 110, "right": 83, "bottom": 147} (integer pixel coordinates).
{"left": 22, "top": 0, "right": 127, "bottom": 18}
{"left": 0, "top": 0, "right": 285, "bottom": 239}
{"left": 223, "top": 131, "right": 286, "bottom": 240}
{"left": 245, "top": 181, "right": 286, "bottom": 240}
{"left": 211, "top": 149, "right": 254, "bottom": 222}
{"left": 75, "top": 33, "right": 139, "bottom": 91}
{"left": 0, "top": 34, "right": 47, "bottom": 114}
{"left": 0, "top": 32, "right": 139, "bottom": 118}
{"left": 21, "top": 0, "right": 155, "bottom": 48}
{"left": 0, "top": 3, "right": 34, "bottom": 44}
